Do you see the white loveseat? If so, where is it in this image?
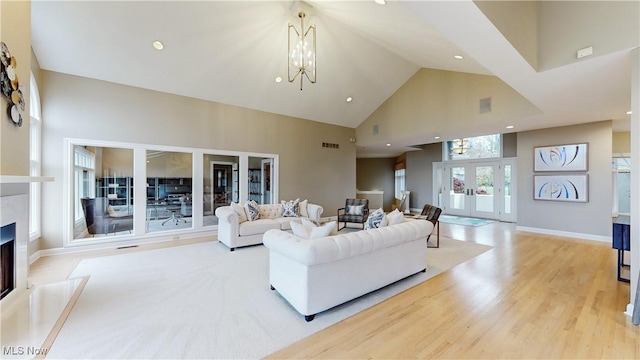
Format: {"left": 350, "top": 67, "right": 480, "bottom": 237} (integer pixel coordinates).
{"left": 263, "top": 219, "right": 434, "bottom": 321}
{"left": 215, "top": 202, "right": 323, "bottom": 251}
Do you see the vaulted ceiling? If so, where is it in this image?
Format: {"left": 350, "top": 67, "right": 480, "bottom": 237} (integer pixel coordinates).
{"left": 31, "top": 1, "right": 639, "bottom": 157}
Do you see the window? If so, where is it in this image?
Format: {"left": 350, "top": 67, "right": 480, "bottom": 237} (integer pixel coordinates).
{"left": 394, "top": 168, "right": 405, "bottom": 199}
{"left": 29, "top": 73, "right": 42, "bottom": 240}
{"left": 74, "top": 147, "right": 95, "bottom": 222}
{"left": 446, "top": 134, "right": 501, "bottom": 160}
{"left": 612, "top": 156, "right": 630, "bottom": 216}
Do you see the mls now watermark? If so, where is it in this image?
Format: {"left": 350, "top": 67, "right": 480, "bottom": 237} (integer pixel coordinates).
{"left": 3, "top": 346, "right": 49, "bottom": 356}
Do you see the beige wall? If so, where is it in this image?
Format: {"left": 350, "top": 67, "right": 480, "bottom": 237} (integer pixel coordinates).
{"left": 356, "top": 68, "right": 541, "bottom": 148}
{"left": 0, "top": 0, "right": 30, "bottom": 175}
{"left": 613, "top": 131, "right": 630, "bottom": 154}
{"left": 39, "top": 71, "right": 355, "bottom": 250}
{"left": 517, "top": 121, "right": 612, "bottom": 237}
{"left": 356, "top": 158, "right": 395, "bottom": 212}
{"left": 405, "top": 143, "right": 442, "bottom": 210}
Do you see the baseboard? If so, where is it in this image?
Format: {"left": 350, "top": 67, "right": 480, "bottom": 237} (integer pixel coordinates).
{"left": 36, "top": 229, "right": 216, "bottom": 258}
{"left": 625, "top": 303, "right": 634, "bottom": 317}
{"left": 515, "top": 226, "right": 610, "bottom": 243}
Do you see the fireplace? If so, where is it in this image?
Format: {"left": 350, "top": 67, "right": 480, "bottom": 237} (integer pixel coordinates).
{"left": 0, "top": 192, "right": 29, "bottom": 307}
{"left": 1, "top": 222, "right": 16, "bottom": 300}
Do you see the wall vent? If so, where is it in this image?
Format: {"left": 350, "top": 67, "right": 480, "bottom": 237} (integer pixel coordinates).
{"left": 322, "top": 142, "right": 339, "bottom": 149}
{"left": 373, "top": 124, "right": 379, "bottom": 135}
{"left": 479, "top": 97, "right": 491, "bottom": 113}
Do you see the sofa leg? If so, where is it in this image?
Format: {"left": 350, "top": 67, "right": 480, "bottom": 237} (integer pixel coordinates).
{"left": 270, "top": 285, "right": 275, "bottom": 290}
{"left": 304, "top": 314, "right": 315, "bottom": 322}
{"left": 230, "top": 248, "right": 235, "bottom": 252}
{"left": 421, "top": 268, "right": 426, "bottom": 273}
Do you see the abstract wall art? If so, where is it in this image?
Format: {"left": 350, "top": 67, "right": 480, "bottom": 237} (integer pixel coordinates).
{"left": 534, "top": 175, "right": 588, "bottom": 202}
{"left": 534, "top": 143, "right": 588, "bottom": 172}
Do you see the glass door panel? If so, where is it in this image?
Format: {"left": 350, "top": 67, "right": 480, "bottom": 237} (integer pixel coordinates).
{"left": 473, "top": 165, "right": 494, "bottom": 214}
{"left": 449, "top": 166, "right": 466, "bottom": 212}
{"left": 504, "top": 164, "right": 512, "bottom": 215}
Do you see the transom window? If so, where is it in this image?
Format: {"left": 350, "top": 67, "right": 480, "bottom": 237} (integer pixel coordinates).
{"left": 445, "top": 134, "right": 501, "bottom": 161}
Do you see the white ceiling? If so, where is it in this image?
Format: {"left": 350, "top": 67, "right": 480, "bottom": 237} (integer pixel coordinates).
{"left": 30, "top": 1, "right": 637, "bottom": 157}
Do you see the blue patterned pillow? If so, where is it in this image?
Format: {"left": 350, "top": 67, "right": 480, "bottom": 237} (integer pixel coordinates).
{"left": 365, "top": 208, "right": 387, "bottom": 230}
{"left": 244, "top": 200, "right": 260, "bottom": 221}
{"left": 281, "top": 199, "right": 299, "bottom": 217}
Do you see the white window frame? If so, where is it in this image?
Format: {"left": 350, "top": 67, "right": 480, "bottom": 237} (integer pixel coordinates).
{"left": 29, "top": 73, "right": 42, "bottom": 241}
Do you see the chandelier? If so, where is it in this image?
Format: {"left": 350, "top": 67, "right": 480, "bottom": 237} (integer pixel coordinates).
{"left": 451, "top": 138, "right": 470, "bottom": 155}
{"left": 288, "top": 11, "right": 316, "bottom": 90}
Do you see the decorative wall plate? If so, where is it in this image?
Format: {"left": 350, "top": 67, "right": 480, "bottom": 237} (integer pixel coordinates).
{"left": 0, "top": 42, "right": 23, "bottom": 127}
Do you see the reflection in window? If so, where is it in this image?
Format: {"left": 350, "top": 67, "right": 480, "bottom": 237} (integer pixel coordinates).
{"left": 73, "top": 146, "right": 134, "bottom": 240}
{"left": 205, "top": 155, "right": 239, "bottom": 227}
{"left": 248, "top": 157, "right": 273, "bottom": 204}
{"left": 146, "top": 150, "right": 193, "bottom": 232}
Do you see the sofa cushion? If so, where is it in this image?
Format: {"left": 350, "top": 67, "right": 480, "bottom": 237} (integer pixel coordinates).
{"left": 291, "top": 220, "right": 336, "bottom": 239}
{"left": 259, "top": 204, "right": 281, "bottom": 219}
{"left": 230, "top": 202, "right": 248, "bottom": 223}
{"left": 346, "top": 204, "right": 364, "bottom": 216}
{"left": 244, "top": 200, "right": 260, "bottom": 221}
{"left": 299, "top": 199, "right": 309, "bottom": 217}
{"left": 365, "top": 208, "right": 387, "bottom": 230}
{"left": 291, "top": 221, "right": 310, "bottom": 238}
{"left": 386, "top": 209, "right": 404, "bottom": 225}
{"left": 238, "top": 219, "right": 280, "bottom": 236}
{"left": 281, "top": 198, "right": 299, "bottom": 217}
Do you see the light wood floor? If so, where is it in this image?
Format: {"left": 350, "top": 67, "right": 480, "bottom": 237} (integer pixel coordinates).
{"left": 29, "top": 222, "right": 639, "bottom": 359}
{"left": 268, "top": 222, "right": 639, "bottom": 359}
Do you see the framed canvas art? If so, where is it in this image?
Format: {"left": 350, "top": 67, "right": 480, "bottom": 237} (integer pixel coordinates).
{"left": 534, "top": 174, "right": 588, "bottom": 202}
{"left": 534, "top": 143, "right": 588, "bottom": 172}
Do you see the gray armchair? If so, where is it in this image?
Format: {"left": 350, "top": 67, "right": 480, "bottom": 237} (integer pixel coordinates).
{"left": 337, "top": 198, "right": 369, "bottom": 230}
{"left": 81, "top": 197, "right": 133, "bottom": 236}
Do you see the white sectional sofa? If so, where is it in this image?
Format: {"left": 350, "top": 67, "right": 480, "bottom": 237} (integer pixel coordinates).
{"left": 263, "top": 219, "right": 434, "bottom": 321}
{"left": 215, "top": 202, "right": 323, "bottom": 251}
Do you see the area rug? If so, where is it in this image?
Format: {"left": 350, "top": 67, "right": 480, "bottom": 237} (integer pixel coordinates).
{"left": 439, "top": 214, "right": 495, "bottom": 227}
{"left": 46, "top": 239, "right": 492, "bottom": 359}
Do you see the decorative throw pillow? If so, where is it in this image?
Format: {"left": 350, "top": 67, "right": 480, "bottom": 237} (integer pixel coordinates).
{"left": 346, "top": 204, "right": 364, "bottom": 216}
{"left": 290, "top": 221, "right": 310, "bottom": 239}
{"left": 230, "top": 202, "right": 248, "bottom": 223}
{"left": 244, "top": 200, "right": 260, "bottom": 221}
{"left": 310, "top": 221, "right": 336, "bottom": 238}
{"left": 386, "top": 209, "right": 405, "bottom": 225}
{"left": 365, "top": 208, "right": 387, "bottom": 230}
{"left": 281, "top": 198, "right": 300, "bottom": 217}
{"left": 298, "top": 199, "right": 309, "bottom": 218}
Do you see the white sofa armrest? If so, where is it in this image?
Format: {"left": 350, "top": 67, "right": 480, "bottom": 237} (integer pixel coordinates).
{"left": 307, "top": 203, "right": 323, "bottom": 222}
{"left": 214, "top": 206, "right": 240, "bottom": 247}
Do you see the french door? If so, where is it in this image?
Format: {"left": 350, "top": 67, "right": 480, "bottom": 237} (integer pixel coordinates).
{"left": 434, "top": 159, "right": 516, "bottom": 221}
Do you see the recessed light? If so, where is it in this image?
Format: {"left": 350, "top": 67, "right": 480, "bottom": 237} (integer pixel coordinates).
{"left": 374, "top": 0, "right": 386, "bottom": 5}
{"left": 627, "top": 110, "right": 633, "bottom": 115}
{"left": 275, "top": 76, "right": 282, "bottom": 83}
{"left": 454, "top": 55, "right": 464, "bottom": 60}
{"left": 434, "top": 136, "right": 441, "bottom": 140}
{"left": 152, "top": 40, "right": 164, "bottom": 50}
{"left": 506, "top": 125, "right": 514, "bottom": 129}
{"left": 346, "top": 96, "right": 353, "bottom": 102}
{"left": 386, "top": 143, "right": 391, "bottom": 147}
